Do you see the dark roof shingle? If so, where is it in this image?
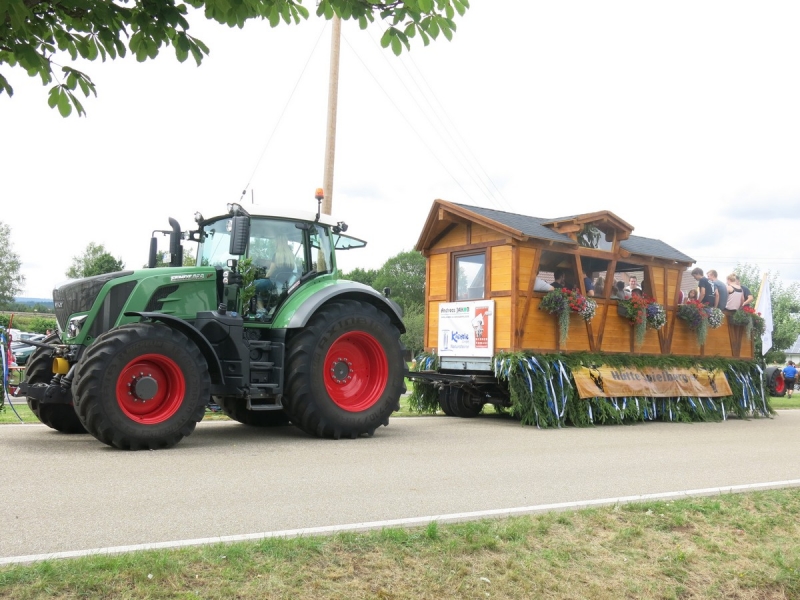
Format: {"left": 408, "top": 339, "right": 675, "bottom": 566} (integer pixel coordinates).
{"left": 453, "top": 202, "right": 694, "bottom": 264}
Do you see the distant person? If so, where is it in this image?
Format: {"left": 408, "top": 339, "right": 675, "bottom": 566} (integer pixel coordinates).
{"left": 783, "top": 361, "right": 797, "bottom": 399}
{"left": 534, "top": 276, "right": 554, "bottom": 292}
{"left": 583, "top": 272, "right": 595, "bottom": 297}
{"left": 630, "top": 288, "right": 643, "bottom": 298}
{"left": 736, "top": 276, "right": 755, "bottom": 307}
{"left": 691, "top": 268, "right": 717, "bottom": 308}
{"left": 593, "top": 276, "right": 605, "bottom": 298}
{"left": 624, "top": 276, "right": 642, "bottom": 299}
{"left": 725, "top": 274, "right": 744, "bottom": 310}
{"left": 707, "top": 270, "right": 727, "bottom": 309}
{"left": 551, "top": 268, "right": 568, "bottom": 290}
{"left": 687, "top": 288, "right": 698, "bottom": 302}
{"left": 610, "top": 280, "right": 626, "bottom": 300}
{"left": 45, "top": 329, "right": 53, "bottom": 336}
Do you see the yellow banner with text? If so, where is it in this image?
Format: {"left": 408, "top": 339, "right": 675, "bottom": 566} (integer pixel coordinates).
{"left": 572, "top": 366, "right": 732, "bottom": 398}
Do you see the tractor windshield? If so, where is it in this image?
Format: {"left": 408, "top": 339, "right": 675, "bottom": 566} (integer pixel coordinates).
{"left": 198, "top": 219, "right": 235, "bottom": 268}
{"left": 247, "top": 218, "right": 307, "bottom": 283}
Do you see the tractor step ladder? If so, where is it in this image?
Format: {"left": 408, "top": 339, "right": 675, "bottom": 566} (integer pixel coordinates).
{"left": 246, "top": 340, "right": 283, "bottom": 409}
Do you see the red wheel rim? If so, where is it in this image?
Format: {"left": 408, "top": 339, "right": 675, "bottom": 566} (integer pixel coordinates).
{"left": 115, "top": 354, "right": 186, "bottom": 424}
{"left": 323, "top": 331, "right": 389, "bottom": 412}
{"left": 774, "top": 375, "right": 785, "bottom": 394}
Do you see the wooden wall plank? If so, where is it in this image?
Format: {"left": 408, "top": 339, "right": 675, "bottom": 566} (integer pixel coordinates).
{"left": 471, "top": 223, "right": 505, "bottom": 244}
{"left": 436, "top": 224, "right": 467, "bottom": 249}
{"left": 490, "top": 245, "right": 512, "bottom": 291}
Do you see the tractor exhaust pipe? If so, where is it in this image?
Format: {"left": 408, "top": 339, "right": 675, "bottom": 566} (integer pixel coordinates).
{"left": 168, "top": 218, "right": 183, "bottom": 268}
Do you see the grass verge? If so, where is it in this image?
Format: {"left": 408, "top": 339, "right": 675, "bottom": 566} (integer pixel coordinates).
{"left": 2, "top": 395, "right": 795, "bottom": 425}
{"left": 1, "top": 489, "right": 799, "bottom": 599}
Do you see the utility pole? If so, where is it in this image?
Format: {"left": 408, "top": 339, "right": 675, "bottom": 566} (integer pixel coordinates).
{"left": 322, "top": 15, "right": 341, "bottom": 216}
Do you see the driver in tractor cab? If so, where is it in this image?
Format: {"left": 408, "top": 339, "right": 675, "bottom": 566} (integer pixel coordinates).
{"left": 253, "top": 226, "right": 296, "bottom": 311}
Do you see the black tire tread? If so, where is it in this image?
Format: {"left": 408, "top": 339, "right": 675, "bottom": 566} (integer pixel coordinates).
{"left": 25, "top": 333, "right": 86, "bottom": 433}
{"left": 283, "top": 300, "right": 404, "bottom": 439}
{"left": 73, "top": 323, "right": 209, "bottom": 450}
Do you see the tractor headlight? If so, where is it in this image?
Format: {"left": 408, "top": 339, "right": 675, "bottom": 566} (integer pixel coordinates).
{"left": 67, "top": 315, "right": 88, "bottom": 338}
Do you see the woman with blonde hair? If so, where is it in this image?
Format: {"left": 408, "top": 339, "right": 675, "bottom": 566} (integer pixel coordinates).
{"left": 725, "top": 273, "right": 743, "bottom": 310}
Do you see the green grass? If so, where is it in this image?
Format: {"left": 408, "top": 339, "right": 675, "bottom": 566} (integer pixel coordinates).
{"left": 1, "top": 489, "right": 799, "bottom": 599}
{"left": 769, "top": 394, "right": 800, "bottom": 410}
{"left": 0, "top": 400, "right": 35, "bottom": 424}
{"left": 2, "top": 394, "right": 794, "bottom": 426}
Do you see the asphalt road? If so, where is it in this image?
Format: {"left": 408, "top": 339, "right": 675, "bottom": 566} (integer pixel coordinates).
{"left": 3, "top": 411, "right": 800, "bottom": 562}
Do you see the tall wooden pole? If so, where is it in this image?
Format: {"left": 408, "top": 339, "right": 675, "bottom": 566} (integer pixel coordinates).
{"left": 322, "top": 15, "right": 341, "bottom": 215}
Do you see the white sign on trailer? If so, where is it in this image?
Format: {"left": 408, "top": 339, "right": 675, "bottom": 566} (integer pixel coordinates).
{"left": 437, "top": 300, "right": 495, "bottom": 358}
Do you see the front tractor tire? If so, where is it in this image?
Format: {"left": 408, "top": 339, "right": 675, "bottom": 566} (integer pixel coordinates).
{"left": 24, "top": 333, "right": 86, "bottom": 433}
{"left": 283, "top": 300, "right": 405, "bottom": 439}
{"left": 73, "top": 323, "right": 210, "bottom": 450}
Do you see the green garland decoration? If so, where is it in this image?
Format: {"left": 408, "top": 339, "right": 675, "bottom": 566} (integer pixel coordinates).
{"left": 407, "top": 352, "right": 441, "bottom": 414}
{"left": 494, "top": 351, "right": 771, "bottom": 428}
{"left": 408, "top": 350, "right": 773, "bottom": 428}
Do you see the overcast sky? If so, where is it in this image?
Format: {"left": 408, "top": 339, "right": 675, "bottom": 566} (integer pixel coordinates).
{"left": 3, "top": 1, "right": 799, "bottom": 298}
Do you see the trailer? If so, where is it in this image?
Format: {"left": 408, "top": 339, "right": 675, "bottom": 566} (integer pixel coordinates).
{"left": 408, "top": 200, "right": 770, "bottom": 426}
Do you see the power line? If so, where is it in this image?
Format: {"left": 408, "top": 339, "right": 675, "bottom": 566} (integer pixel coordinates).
{"left": 363, "top": 25, "right": 512, "bottom": 212}
{"left": 340, "top": 31, "right": 481, "bottom": 205}
{"left": 237, "top": 23, "right": 329, "bottom": 203}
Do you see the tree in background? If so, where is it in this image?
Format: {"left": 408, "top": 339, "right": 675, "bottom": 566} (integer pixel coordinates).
{"left": 735, "top": 263, "right": 800, "bottom": 364}
{"left": 0, "top": 221, "right": 25, "bottom": 305}
{"left": 146, "top": 250, "right": 197, "bottom": 268}
{"left": 66, "top": 243, "right": 125, "bottom": 278}
{"left": 344, "top": 267, "right": 378, "bottom": 289}
{"left": 1, "top": 0, "right": 469, "bottom": 117}
{"left": 400, "top": 302, "right": 425, "bottom": 359}
{"left": 372, "top": 250, "right": 426, "bottom": 310}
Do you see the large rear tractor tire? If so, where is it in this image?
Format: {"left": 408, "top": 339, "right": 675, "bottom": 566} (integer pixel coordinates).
{"left": 765, "top": 367, "right": 786, "bottom": 397}
{"left": 73, "top": 323, "right": 209, "bottom": 450}
{"left": 283, "top": 300, "right": 405, "bottom": 439}
{"left": 218, "top": 397, "right": 290, "bottom": 427}
{"left": 24, "top": 333, "right": 86, "bottom": 433}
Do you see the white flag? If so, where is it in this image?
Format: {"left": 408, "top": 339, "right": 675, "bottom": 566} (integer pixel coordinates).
{"left": 755, "top": 274, "right": 773, "bottom": 355}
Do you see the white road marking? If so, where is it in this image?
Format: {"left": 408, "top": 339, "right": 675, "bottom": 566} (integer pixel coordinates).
{"left": 3, "top": 478, "right": 800, "bottom": 566}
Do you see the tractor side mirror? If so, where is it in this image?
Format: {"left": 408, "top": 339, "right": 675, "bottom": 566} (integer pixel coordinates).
{"left": 148, "top": 237, "right": 158, "bottom": 268}
{"left": 229, "top": 216, "right": 250, "bottom": 256}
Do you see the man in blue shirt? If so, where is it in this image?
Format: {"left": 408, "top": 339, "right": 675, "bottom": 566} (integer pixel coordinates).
{"left": 691, "top": 268, "right": 717, "bottom": 308}
{"left": 783, "top": 361, "right": 797, "bottom": 398}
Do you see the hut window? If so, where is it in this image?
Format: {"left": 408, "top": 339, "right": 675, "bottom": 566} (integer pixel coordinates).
{"left": 578, "top": 225, "right": 614, "bottom": 251}
{"left": 454, "top": 253, "right": 485, "bottom": 300}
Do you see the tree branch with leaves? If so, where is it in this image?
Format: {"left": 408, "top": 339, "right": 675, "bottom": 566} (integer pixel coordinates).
{"left": 0, "top": 0, "right": 469, "bottom": 116}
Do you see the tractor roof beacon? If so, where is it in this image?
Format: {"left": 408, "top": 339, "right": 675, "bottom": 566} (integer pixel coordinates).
{"left": 22, "top": 194, "right": 406, "bottom": 449}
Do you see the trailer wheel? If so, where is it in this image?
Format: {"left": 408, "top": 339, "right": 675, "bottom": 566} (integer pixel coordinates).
{"left": 218, "top": 397, "right": 290, "bottom": 427}
{"left": 73, "top": 323, "right": 209, "bottom": 450}
{"left": 24, "top": 333, "right": 86, "bottom": 434}
{"left": 446, "top": 387, "right": 483, "bottom": 418}
{"left": 283, "top": 300, "right": 404, "bottom": 439}
{"left": 438, "top": 387, "right": 457, "bottom": 416}
{"left": 765, "top": 366, "right": 786, "bottom": 397}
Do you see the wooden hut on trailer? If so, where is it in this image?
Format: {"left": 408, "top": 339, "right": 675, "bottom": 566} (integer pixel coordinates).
{"left": 410, "top": 200, "right": 766, "bottom": 426}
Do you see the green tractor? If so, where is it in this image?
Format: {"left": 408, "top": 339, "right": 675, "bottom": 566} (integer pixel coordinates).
{"left": 22, "top": 196, "right": 406, "bottom": 449}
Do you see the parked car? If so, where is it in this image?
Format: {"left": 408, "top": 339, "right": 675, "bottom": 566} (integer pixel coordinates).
{"left": 11, "top": 334, "right": 45, "bottom": 366}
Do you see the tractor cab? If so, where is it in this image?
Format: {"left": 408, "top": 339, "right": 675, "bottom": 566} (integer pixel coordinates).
{"left": 196, "top": 203, "right": 366, "bottom": 322}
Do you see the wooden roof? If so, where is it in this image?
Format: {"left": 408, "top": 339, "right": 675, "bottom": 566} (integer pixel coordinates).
{"left": 415, "top": 200, "right": 695, "bottom": 265}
